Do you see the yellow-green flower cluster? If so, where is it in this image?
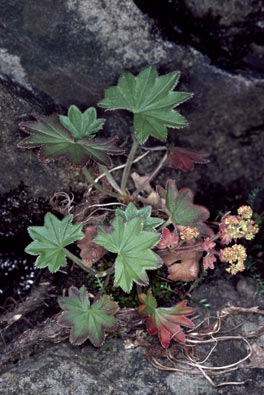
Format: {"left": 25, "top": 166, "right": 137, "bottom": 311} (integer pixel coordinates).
{"left": 179, "top": 226, "right": 199, "bottom": 240}
{"left": 222, "top": 206, "right": 258, "bottom": 241}
{"left": 220, "top": 244, "right": 247, "bottom": 275}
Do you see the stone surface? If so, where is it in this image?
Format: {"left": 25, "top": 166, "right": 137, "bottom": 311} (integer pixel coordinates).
{"left": 1, "top": 275, "right": 264, "bottom": 394}
{"left": 184, "top": 0, "right": 263, "bottom": 27}
{"left": 0, "top": 81, "right": 84, "bottom": 197}
{"left": 0, "top": 0, "right": 263, "bottom": 201}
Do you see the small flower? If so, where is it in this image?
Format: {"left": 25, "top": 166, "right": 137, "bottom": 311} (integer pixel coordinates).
{"left": 237, "top": 205, "right": 253, "bottom": 219}
{"left": 220, "top": 244, "right": 247, "bottom": 275}
{"left": 179, "top": 226, "right": 199, "bottom": 241}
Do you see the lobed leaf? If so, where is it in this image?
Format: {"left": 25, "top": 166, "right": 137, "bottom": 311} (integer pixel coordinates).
{"left": 25, "top": 212, "right": 84, "bottom": 272}
{"left": 93, "top": 216, "right": 162, "bottom": 293}
{"left": 163, "top": 180, "right": 212, "bottom": 236}
{"left": 57, "top": 285, "right": 119, "bottom": 346}
{"left": 157, "top": 227, "right": 179, "bottom": 249}
{"left": 165, "top": 147, "right": 209, "bottom": 172}
{"left": 77, "top": 226, "right": 107, "bottom": 267}
{"left": 99, "top": 66, "right": 192, "bottom": 143}
{"left": 59, "top": 105, "right": 105, "bottom": 139}
{"left": 115, "top": 203, "right": 163, "bottom": 231}
{"left": 138, "top": 290, "right": 195, "bottom": 348}
{"left": 18, "top": 112, "right": 123, "bottom": 167}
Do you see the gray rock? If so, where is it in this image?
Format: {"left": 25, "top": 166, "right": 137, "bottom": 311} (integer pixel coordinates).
{"left": 0, "top": 81, "right": 84, "bottom": 197}
{"left": 1, "top": 274, "right": 264, "bottom": 395}
{"left": 184, "top": 0, "right": 263, "bottom": 27}
{"left": 0, "top": 0, "right": 263, "bottom": 200}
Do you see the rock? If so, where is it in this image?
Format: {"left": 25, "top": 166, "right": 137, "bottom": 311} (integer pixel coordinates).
{"left": 1, "top": 275, "right": 264, "bottom": 395}
{"left": 0, "top": 81, "right": 84, "bottom": 197}
{"left": 184, "top": 0, "right": 263, "bottom": 27}
{"left": 0, "top": 0, "right": 263, "bottom": 203}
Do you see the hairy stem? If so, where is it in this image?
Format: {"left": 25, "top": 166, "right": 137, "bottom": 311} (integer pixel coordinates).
{"left": 121, "top": 137, "right": 139, "bottom": 194}
{"left": 82, "top": 167, "right": 120, "bottom": 199}
{"left": 63, "top": 248, "right": 108, "bottom": 277}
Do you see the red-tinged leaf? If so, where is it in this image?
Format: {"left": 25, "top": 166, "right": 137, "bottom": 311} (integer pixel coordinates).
{"left": 165, "top": 147, "right": 209, "bottom": 172}
{"left": 157, "top": 228, "right": 179, "bottom": 249}
{"left": 203, "top": 252, "right": 217, "bottom": 270}
{"left": 138, "top": 290, "right": 195, "bottom": 348}
{"left": 77, "top": 227, "right": 107, "bottom": 267}
{"left": 18, "top": 113, "right": 123, "bottom": 168}
{"left": 57, "top": 285, "right": 119, "bottom": 346}
{"left": 163, "top": 180, "right": 213, "bottom": 236}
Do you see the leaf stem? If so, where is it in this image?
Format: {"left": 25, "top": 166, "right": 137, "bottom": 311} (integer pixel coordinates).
{"left": 158, "top": 218, "right": 172, "bottom": 231}
{"left": 132, "top": 151, "right": 168, "bottom": 198}
{"left": 121, "top": 137, "right": 139, "bottom": 194}
{"left": 82, "top": 167, "right": 120, "bottom": 199}
{"left": 63, "top": 248, "right": 108, "bottom": 277}
{"left": 98, "top": 165, "right": 123, "bottom": 195}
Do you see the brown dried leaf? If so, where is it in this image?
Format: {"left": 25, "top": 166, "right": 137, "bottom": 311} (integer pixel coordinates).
{"left": 131, "top": 172, "right": 153, "bottom": 194}
{"left": 157, "top": 249, "right": 202, "bottom": 281}
{"left": 77, "top": 226, "right": 107, "bottom": 267}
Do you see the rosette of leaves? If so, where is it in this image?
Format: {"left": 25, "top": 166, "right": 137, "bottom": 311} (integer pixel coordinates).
{"left": 115, "top": 202, "right": 163, "bottom": 231}
{"left": 58, "top": 285, "right": 119, "bottom": 346}
{"left": 138, "top": 290, "right": 195, "bottom": 348}
{"left": 159, "top": 180, "right": 212, "bottom": 236}
{"left": 18, "top": 105, "right": 123, "bottom": 167}
{"left": 99, "top": 66, "right": 192, "bottom": 143}
{"left": 93, "top": 215, "right": 162, "bottom": 292}
{"left": 25, "top": 212, "right": 84, "bottom": 272}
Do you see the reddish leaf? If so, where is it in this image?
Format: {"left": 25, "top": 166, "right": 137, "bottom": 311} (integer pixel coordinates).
{"left": 138, "top": 290, "right": 195, "bottom": 348}
{"left": 77, "top": 227, "right": 107, "bottom": 267}
{"left": 157, "top": 249, "right": 202, "bottom": 281}
{"left": 165, "top": 147, "right": 209, "bottom": 172}
{"left": 18, "top": 113, "right": 124, "bottom": 168}
{"left": 157, "top": 228, "right": 179, "bottom": 249}
{"left": 203, "top": 252, "right": 217, "bottom": 270}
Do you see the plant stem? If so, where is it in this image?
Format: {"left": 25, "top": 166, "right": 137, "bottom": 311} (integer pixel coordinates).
{"left": 98, "top": 164, "right": 123, "bottom": 195}
{"left": 157, "top": 218, "right": 171, "bottom": 231}
{"left": 63, "top": 248, "right": 108, "bottom": 277}
{"left": 82, "top": 167, "right": 120, "bottom": 199}
{"left": 132, "top": 151, "right": 168, "bottom": 198}
{"left": 121, "top": 137, "right": 139, "bottom": 194}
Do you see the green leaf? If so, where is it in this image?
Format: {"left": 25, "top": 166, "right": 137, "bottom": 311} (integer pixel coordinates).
{"left": 115, "top": 203, "right": 163, "bottom": 231}
{"left": 163, "top": 180, "right": 212, "bottom": 235}
{"left": 18, "top": 113, "right": 123, "bottom": 168}
{"left": 59, "top": 105, "right": 105, "bottom": 139}
{"left": 25, "top": 212, "right": 84, "bottom": 272}
{"left": 58, "top": 285, "right": 119, "bottom": 346}
{"left": 138, "top": 290, "right": 195, "bottom": 348}
{"left": 94, "top": 216, "right": 162, "bottom": 293}
{"left": 99, "top": 66, "right": 192, "bottom": 143}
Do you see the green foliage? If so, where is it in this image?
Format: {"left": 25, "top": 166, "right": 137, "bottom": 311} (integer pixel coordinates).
{"left": 59, "top": 105, "right": 105, "bottom": 139}
{"left": 94, "top": 216, "right": 162, "bottom": 292}
{"left": 115, "top": 203, "right": 163, "bottom": 231}
{"left": 18, "top": 112, "right": 123, "bottom": 168}
{"left": 247, "top": 187, "right": 261, "bottom": 209}
{"left": 25, "top": 213, "right": 84, "bottom": 272}
{"left": 162, "top": 180, "right": 211, "bottom": 235}
{"left": 58, "top": 285, "right": 119, "bottom": 346}
{"left": 18, "top": 65, "right": 258, "bottom": 352}
{"left": 99, "top": 66, "right": 191, "bottom": 143}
